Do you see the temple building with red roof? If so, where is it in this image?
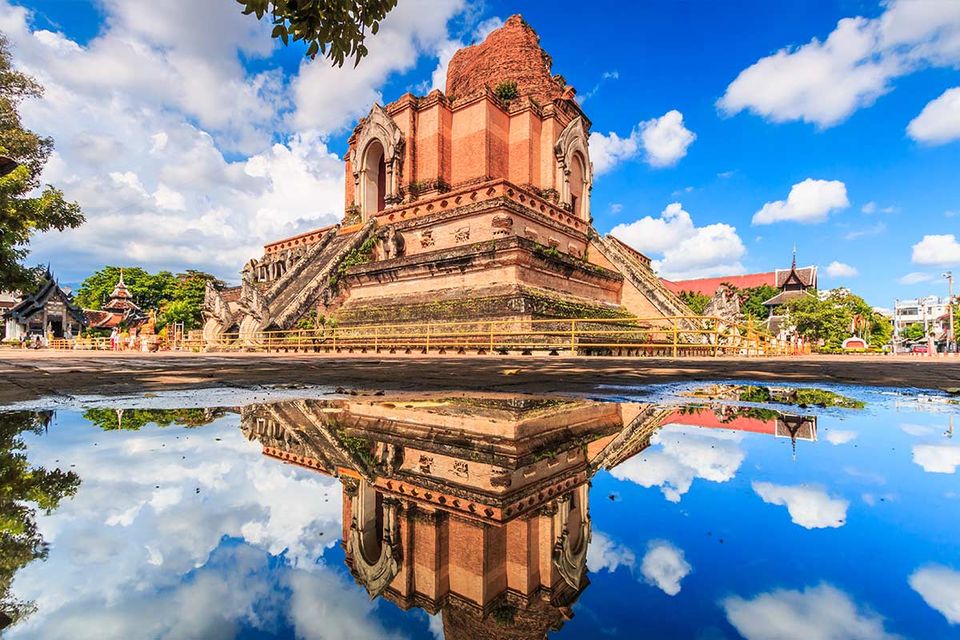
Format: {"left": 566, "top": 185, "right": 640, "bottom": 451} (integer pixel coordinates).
{"left": 83, "top": 271, "right": 148, "bottom": 331}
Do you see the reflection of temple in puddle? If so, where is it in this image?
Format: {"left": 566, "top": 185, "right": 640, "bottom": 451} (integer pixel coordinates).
{"left": 240, "top": 397, "right": 815, "bottom": 638}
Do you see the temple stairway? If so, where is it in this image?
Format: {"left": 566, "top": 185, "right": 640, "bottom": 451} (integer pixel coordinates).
{"left": 593, "top": 234, "right": 695, "bottom": 320}
{"left": 239, "top": 220, "right": 377, "bottom": 342}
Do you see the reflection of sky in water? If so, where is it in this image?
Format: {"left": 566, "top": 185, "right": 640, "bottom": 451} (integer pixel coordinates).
{"left": 6, "top": 390, "right": 960, "bottom": 639}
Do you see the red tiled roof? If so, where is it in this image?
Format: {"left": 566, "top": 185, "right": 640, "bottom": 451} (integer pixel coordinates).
{"left": 664, "top": 408, "right": 777, "bottom": 435}
{"left": 661, "top": 272, "right": 777, "bottom": 297}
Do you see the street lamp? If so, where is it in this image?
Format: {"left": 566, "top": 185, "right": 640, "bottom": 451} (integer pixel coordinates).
{"left": 0, "top": 156, "right": 18, "bottom": 177}
{"left": 944, "top": 271, "right": 955, "bottom": 353}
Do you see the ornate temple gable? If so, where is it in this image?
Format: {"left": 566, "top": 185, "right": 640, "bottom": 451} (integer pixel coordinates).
{"left": 349, "top": 103, "right": 405, "bottom": 218}
{"left": 554, "top": 116, "right": 592, "bottom": 221}
{"left": 445, "top": 15, "right": 570, "bottom": 106}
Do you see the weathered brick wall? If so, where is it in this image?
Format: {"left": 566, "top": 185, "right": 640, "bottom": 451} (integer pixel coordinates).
{"left": 446, "top": 15, "right": 565, "bottom": 105}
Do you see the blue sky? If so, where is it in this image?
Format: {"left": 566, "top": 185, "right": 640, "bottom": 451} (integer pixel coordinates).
{"left": 5, "top": 0, "right": 959, "bottom": 306}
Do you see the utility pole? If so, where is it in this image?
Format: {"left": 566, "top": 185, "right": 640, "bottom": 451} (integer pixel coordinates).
{"left": 944, "top": 271, "right": 955, "bottom": 353}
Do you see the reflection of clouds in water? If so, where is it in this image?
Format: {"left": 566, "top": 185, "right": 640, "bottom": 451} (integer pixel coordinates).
{"left": 10, "top": 416, "right": 346, "bottom": 637}
{"left": 640, "top": 541, "right": 690, "bottom": 596}
{"left": 909, "top": 565, "right": 960, "bottom": 625}
{"left": 753, "top": 482, "right": 848, "bottom": 529}
{"left": 286, "top": 569, "right": 408, "bottom": 640}
{"left": 587, "top": 531, "right": 637, "bottom": 574}
{"left": 17, "top": 542, "right": 402, "bottom": 640}
{"left": 912, "top": 444, "right": 960, "bottom": 474}
{"left": 723, "top": 583, "right": 898, "bottom": 640}
{"left": 610, "top": 425, "right": 745, "bottom": 502}
{"left": 825, "top": 430, "right": 857, "bottom": 445}
{"left": 901, "top": 423, "right": 937, "bottom": 437}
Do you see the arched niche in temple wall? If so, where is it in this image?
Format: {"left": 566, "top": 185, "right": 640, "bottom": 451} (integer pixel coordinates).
{"left": 347, "top": 480, "right": 401, "bottom": 597}
{"left": 350, "top": 104, "right": 404, "bottom": 220}
{"left": 554, "top": 116, "right": 593, "bottom": 223}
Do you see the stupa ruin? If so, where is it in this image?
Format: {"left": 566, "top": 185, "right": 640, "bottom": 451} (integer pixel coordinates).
{"left": 204, "top": 15, "right": 690, "bottom": 346}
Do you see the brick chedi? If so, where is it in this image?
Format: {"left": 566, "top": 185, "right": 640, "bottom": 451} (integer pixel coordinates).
{"left": 203, "top": 15, "right": 692, "bottom": 347}
{"left": 241, "top": 396, "right": 675, "bottom": 639}
{"left": 446, "top": 15, "right": 570, "bottom": 105}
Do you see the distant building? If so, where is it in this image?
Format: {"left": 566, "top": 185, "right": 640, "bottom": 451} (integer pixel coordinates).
{"left": 3, "top": 268, "right": 86, "bottom": 341}
{"left": 662, "top": 252, "right": 817, "bottom": 337}
{"left": 83, "top": 271, "right": 147, "bottom": 330}
{"left": 893, "top": 296, "right": 950, "bottom": 342}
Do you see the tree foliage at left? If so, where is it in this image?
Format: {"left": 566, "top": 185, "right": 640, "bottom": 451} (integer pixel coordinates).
{"left": 0, "top": 35, "right": 83, "bottom": 292}
{"left": 0, "top": 411, "right": 81, "bottom": 625}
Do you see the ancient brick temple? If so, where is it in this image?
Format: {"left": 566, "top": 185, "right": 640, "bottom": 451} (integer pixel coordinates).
{"left": 204, "top": 15, "right": 689, "bottom": 345}
{"left": 241, "top": 395, "right": 674, "bottom": 639}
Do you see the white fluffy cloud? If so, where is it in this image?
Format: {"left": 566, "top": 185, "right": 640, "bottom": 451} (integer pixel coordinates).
{"left": 640, "top": 541, "right": 691, "bottom": 596}
{"left": 753, "top": 482, "right": 849, "bottom": 529}
{"left": 718, "top": 1, "right": 960, "bottom": 128}
{"left": 2, "top": 0, "right": 470, "bottom": 282}
{"left": 911, "top": 234, "right": 960, "bottom": 266}
{"left": 610, "top": 425, "right": 745, "bottom": 503}
{"left": 825, "top": 261, "right": 858, "bottom": 278}
{"left": 590, "top": 109, "right": 695, "bottom": 174}
{"left": 908, "top": 86, "right": 960, "bottom": 144}
{"left": 753, "top": 179, "right": 849, "bottom": 225}
{"left": 723, "top": 584, "right": 898, "bottom": 640}
{"left": 611, "top": 203, "right": 746, "bottom": 280}
{"left": 912, "top": 444, "right": 960, "bottom": 473}
{"left": 898, "top": 272, "right": 935, "bottom": 285}
{"left": 909, "top": 565, "right": 960, "bottom": 625}
{"left": 639, "top": 110, "right": 696, "bottom": 167}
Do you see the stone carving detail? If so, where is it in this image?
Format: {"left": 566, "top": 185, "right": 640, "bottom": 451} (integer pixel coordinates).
{"left": 567, "top": 244, "right": 581, "bottom": 258}
{"left": 452, "top": 460, "right": 468, "bottom": 478}
{"left": 490, "top": 467, "right": 512, "bottom": 488}
{"left": 552, "top": 485, "right": 591, "bottom": 590}
{"left": 704, "top": 284, "right": 743, "bottom": 324}
{"left": 548, "top": 237, "right": 560, "bottom": 249}
{"left": 418, "top": 455, "right": 434, "bottom": 474}
{"left": 491, "top": 215, "right": 514, "bottom": 237}
{"left": 524, "top": 227, "right": 539, "bottom": 242}
{"left": 453, "top": 226, "right": 470, "bottom": 243}
{"left": 419, "top": 229, "right": 435, "bottom": 248}
{"left": 378, "top": 225, "right": 406, "bottom": 260}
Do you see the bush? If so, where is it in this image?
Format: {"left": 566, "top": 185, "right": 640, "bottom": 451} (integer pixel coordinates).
{"left": 493, "top": 80, "right": 518, "bottom": 101}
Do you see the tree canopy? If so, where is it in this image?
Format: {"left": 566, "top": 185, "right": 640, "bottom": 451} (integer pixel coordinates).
{"left": 785, "top": 289, "right": 892, "bottom": 349}
{"left": 238, "top": 0, "right": 398, "bottom": 66}
{"left": 74, "top": 267, "right": 224, "bottom": 331}
{"left": 0, "top": 34, "right": 83, "bottom": 292}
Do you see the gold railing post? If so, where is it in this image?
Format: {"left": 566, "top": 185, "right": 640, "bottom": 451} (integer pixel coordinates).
{"left": 570, "top": 320, "right": 577, "bottom": 355}
{"left": 333, "top": 326, "right": 338, "bottom": 351}
{"left": 489, "top": 321, "right": 494, "bottom": 353}
{"left": 374, "top": 325, "right": 379, "bottom": 352}
{"left": 426, "top": 323, "right": 431, "bottom": 352}
{"left": 672, "top": 320, "right": 679, "bottom": 357}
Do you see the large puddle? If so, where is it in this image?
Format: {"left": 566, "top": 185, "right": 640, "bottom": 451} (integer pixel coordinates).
{"left": 2, "top": 385, "right": 959, "bottom": 638}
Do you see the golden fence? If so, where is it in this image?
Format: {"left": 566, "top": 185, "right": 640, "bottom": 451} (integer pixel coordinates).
{"left": 176, "top": 316, "right": 788, "bottom": 356}
{"left": 44, "top": 316, "right": 793, "bottom": 356}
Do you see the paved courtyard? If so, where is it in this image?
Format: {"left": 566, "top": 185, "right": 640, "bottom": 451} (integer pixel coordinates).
{"left": 1, "top": 350, "right": 958, "bottom": 404}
